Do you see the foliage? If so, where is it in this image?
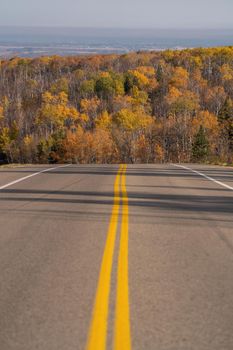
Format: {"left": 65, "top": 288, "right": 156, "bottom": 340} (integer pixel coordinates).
{"left": 0, "top": 47, "right": 233, "bottom": 164}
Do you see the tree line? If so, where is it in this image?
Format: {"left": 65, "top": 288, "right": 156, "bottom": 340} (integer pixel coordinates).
{"left": 0, "top": 47, "right": 232, "bottom": 164}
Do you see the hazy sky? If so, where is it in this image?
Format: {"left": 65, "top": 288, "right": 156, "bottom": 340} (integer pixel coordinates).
{"left": 1, "top": 0, "right": 233, "bottom": 28}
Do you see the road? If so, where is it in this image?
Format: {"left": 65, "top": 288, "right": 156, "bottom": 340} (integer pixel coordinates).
{"left": 0, "top": 164, "right": 233, "bottom": 350}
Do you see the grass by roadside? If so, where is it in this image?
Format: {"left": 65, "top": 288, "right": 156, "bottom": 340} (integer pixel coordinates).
{"left": 207, "top": 161, "right": 233, "bottom": 168}
{"left": 0, "top": 162, "right": 233, "bottom": 168}
{"left": 0, "top": 163, "right": 34, "bottom": 169}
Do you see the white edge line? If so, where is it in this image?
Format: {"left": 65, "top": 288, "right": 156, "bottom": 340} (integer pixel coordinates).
{"left": 0, "top": 164, "right": 71, "bottom": 190}
{"left": 172, "top": 164, "right": 233, "bottom": 191}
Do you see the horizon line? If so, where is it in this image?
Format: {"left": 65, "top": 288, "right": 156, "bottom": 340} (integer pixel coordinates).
{"left": 1, "top": 25, "right": 233, "bottom": 31}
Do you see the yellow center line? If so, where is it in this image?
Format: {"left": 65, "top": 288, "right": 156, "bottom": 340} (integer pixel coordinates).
{"left": 86, "top": 165, "right": 123, "bottom": 350}
{"left": 114, "top": 164, "right": 131, "bottom": 350}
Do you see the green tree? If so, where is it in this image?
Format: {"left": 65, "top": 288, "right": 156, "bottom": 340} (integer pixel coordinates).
{"left": 80, "top": 80, "right": 95, "bottom": 97}
{"left": 192, "top": 125, "right": 209, "bottom": 162}
{"left": 218, "top": 97, "right": 233, "bottom": 151}
{"left": 95, "top": 74, "right": 115, "bottom": 99}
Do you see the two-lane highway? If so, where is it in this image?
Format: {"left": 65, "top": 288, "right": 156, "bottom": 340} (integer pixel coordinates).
{"left": 0, "top": 164, "right": 233, "bottom": 350}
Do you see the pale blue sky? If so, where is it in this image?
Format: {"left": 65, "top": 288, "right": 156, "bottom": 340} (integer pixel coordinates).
{"left": 1, "top": 0, "right": 233, "bottom": 28}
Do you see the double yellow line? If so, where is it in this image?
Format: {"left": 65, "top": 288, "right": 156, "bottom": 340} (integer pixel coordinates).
{"left": 86, "top": 164, "right": 131, "bottom": 350}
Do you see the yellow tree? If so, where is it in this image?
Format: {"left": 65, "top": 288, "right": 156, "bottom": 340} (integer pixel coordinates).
{"left": 220, "top": 64, "right": 233, "bottom": 81}
{"left": 95, "top": 111, "right": 112, "bottom": 130}
{"left": 113, "top": 108, "right": 153, "bottom": 131}
{"left": 80, "top": 97, "right": 100, "bottom": 127}
{"left": 37, "top": 91, "right": 79, "bottom": 134}
{"left": 170, "top": 67, "right": 189, "bottom": 90}
{"left": 0, "top": 105, "right": 4, "bottom": 125}
{"left": 112, "top": 108, "right": 154, "bottom": 162}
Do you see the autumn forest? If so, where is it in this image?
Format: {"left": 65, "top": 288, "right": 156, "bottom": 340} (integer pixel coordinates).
{"left": 0, "top": 47, "right": 232, "bottom": 164}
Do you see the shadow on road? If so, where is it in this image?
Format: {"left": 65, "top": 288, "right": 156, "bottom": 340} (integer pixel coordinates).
{"left": 1, "top": 165, "right": 233, "bottom": 182}
{"left": 0, "top": 188, "right": 232, "bottom": 215}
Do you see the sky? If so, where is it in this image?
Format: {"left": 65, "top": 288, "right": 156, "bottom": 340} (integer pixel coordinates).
{"left": 0, "top": 0, "right": 233, "bottom": 29}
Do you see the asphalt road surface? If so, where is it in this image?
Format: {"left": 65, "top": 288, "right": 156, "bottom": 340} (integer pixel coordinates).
{"left": 0, "top": 164, "right": 233, "bottom": 350}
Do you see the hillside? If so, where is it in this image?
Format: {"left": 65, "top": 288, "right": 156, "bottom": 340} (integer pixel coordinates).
{"left": 0, "top": 47, "right": 232, "bottom": 164}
